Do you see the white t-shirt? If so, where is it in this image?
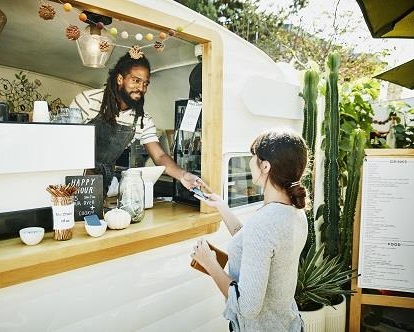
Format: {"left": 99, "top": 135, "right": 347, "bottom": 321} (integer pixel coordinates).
{"left": 70, "top": 89, "right": 159, "bottom": 146}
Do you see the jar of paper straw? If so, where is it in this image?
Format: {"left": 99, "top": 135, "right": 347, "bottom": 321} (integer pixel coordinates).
{"left": 47, "top": 185, "right": 78, "bottom": 241}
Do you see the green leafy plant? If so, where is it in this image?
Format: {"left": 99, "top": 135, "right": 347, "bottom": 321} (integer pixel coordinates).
{"left": 372, "top": 101, "right": 414, "bottom": 149}
{"left": 295, "top": 244, "right": 358, "bottom": 311}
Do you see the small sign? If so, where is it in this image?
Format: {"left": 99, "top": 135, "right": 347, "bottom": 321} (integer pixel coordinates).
{"left": 65, "top": 175, "right": 103, "bottom": 220}
{"left": 179, "top": 100, "right": 202, "bottom": 132}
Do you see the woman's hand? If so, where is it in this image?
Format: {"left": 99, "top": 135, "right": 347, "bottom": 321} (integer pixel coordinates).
{"left": 197, "top": 193, "right": 226, "bottom": 208}
{"left": 190, "top": 239, "right": 217, "bottom": 272}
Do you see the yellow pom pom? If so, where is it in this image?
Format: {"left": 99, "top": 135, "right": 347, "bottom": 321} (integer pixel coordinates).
{"left": 109, "top": 27, "right": 118, "bottom": 37}
{"left": 145, "top": 33, "right": 154, "bottom": 41}
{"left": 63, "top": 3, "right": 72, "bottom": 12}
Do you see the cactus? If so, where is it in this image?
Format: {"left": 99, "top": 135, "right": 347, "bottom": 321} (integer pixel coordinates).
{"left": 340, "top": 128, "right": 366, "bottom": 267}
{"left": 301, "top": 69, "right": 319, "bottom": 256}
{"left": 322, "top": 52, "right": 341, "bottom": 258}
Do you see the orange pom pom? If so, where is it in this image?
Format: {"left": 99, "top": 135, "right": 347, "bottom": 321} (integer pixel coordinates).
{"left": 79, "top": 13, "right": 87, "bottom": 22}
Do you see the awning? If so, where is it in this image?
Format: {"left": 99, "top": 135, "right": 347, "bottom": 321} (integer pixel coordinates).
{"left": 356, "top": 0, "right": 414, "bottom": 38}
{"left": 374, "top": 59, "right": 414, "bottom": 90}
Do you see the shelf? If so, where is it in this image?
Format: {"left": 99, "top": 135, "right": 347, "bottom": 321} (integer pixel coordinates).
{"left": 228, "top": 172, "right": 252, "bottom": 179}
{"left": 228, "top": 194, "right": 263, "bottom": 208}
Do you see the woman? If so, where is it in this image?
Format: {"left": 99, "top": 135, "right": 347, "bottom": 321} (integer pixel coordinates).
{"left": 191, "top": 129, "right": 308, "bottom": 331}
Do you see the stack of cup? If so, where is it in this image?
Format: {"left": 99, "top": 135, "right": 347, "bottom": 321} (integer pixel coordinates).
{"left": 32, "top": 101, "right": 50, "bottom": 123}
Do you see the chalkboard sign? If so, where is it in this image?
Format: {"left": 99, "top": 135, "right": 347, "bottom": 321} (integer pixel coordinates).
{"left": 65, "top": 175, "right": 104, "bottom": 220}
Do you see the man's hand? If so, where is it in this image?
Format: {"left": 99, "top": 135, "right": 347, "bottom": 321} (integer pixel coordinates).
{"left": 180, "top": 171, "right": 205, "bottom": 190}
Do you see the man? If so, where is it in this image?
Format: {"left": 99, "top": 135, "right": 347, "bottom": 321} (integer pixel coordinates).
{"left": 71, "top": 51, "right": 203, "bottom": 194}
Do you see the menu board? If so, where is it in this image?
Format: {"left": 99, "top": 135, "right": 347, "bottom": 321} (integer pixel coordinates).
{"left": 179, "top": 100, "right": 202, "bottom": 132}
{"left": 358, "top": 155, "right": 414, "bottom": 292}
{"left": 65, "top": 175, "right": 103, "bottom": 220}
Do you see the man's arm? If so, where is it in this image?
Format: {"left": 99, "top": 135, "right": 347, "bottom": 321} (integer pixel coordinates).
{"left": 144, "top": 141, "right": 184, "bottom": 179}
{"left": 144, "top": 141, "right": 202, "bottom": 189}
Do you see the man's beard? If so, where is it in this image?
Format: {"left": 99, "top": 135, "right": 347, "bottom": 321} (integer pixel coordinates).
{"left": 119, "top": 86, "right": 142, "bottom": 109}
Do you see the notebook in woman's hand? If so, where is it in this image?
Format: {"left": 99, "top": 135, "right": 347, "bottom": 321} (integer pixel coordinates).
{"left": 190, "top": 242, "right": 228, "bottom": 275}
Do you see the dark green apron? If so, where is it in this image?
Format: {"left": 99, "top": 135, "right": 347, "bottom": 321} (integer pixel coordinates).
{"left": 89, "top": 111, "right": 139, "bottom": 194}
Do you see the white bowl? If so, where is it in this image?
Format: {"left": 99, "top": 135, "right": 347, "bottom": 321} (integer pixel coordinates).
{"left": 19, "top": 227, "right": 45, "bottom": 245}
{"left": 84, "top": 220, "right": 107, "bottom": 237}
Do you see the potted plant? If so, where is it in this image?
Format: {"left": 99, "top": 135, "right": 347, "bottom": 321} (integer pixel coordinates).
{"left": 295, "top": 244, "right": 358, "bottom": 331}
{"left": 298, "top": 53, "right": 365, "bottom": 331}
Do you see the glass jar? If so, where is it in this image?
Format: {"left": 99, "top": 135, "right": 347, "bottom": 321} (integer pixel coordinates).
{"left": 118, "top": 169, "right": 145, "bottom": 223}
{"left": 51, "top": 196, "right": 75, "bottom": 240}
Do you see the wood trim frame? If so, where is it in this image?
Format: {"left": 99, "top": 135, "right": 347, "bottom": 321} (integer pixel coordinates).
{"left": 65, "top": 0, "right": 224, "bottom": 213}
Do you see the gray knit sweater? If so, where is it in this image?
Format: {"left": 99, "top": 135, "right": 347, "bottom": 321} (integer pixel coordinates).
{"left": 223, "top": 202, "right": 308, "bottom": 331}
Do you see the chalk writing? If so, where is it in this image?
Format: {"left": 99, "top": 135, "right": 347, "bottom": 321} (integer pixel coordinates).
{"left": 65, "top": 175, "right": 103, "bottom": 220}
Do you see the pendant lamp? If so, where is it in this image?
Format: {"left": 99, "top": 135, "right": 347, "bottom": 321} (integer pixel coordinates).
{"left": 76, "top": 12, "right": 114, "bottom": 68}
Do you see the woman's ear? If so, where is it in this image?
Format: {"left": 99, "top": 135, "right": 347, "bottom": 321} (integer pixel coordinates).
{"left": 261, "top": 160, "right": 271, "bottom": 174}
{"left": 117, "top": 74, "right": 123, "bottom": 86}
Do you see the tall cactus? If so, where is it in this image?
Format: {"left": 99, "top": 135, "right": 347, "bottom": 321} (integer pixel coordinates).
{"left": 340, "top": 128, "right": 366, "bottom": 267}
{"left": 301, "top": 69, "right": 319, "bottom": 256}
{"left": 322, "top": 52, "right": 341, "bottom": 258}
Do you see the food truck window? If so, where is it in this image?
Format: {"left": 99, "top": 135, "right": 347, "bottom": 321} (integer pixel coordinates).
{"left": 226, "top": 154, "right": 264, "bottom": 208}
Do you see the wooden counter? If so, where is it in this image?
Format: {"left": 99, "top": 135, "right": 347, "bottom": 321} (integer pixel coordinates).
{"left": 0, "top": 202, "right": 220, "bottom": 289}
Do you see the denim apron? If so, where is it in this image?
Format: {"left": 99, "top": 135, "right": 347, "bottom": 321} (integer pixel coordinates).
{"left": 89, "top": 111, "right": 139, "bottom": 194}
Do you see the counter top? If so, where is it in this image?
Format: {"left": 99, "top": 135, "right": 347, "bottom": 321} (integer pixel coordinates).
{"left": 0, "top": 202, "right": 220, "bottom": 288}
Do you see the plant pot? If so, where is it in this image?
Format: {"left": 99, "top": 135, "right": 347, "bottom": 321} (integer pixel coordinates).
{"left": 325, "top": 295, "right": 346, "bottom": 332}
{"left": 300, "top": 303, "right": 326, "bottom": 332}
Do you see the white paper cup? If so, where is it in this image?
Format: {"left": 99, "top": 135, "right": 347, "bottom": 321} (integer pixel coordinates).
{"left": 32, "top": 101, "right": 50, "bottom": 122}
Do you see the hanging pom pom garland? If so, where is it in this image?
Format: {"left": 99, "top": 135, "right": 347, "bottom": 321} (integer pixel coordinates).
{"left": 37, "top": 1, "right": 195, "bottom": 64}
{"left": 121, "top": 31, "right": 129, "bottom": 39}
{"left": 63, "top": 3, "right": 72, "bottom": 12}
{"left": 154, "top": 41, "right": 165, "bottom": 53}
{"left": 128, "top": 45, "right": 144, "bottom": 59}
{"left": 99, "top": 40, "right": 112, "bottom": 52}
{"left": 65, "top": 25, "right": 81, "bottom": 40}
{"left": 109, "top": 27, "right": 118, "bottom": 37}
{"left": 78, "top": 12, "right": 87, "bottom": 22}
{"left": 38, "top": 4, "right": 56, "bottom": 20}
